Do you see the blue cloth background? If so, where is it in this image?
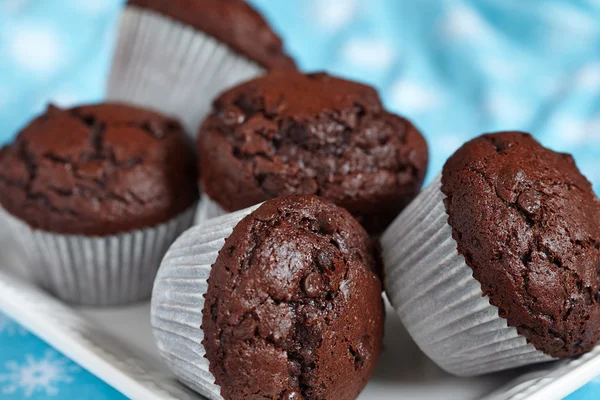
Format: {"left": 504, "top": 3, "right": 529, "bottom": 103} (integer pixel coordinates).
{"left": 0, "top": 314, "right": 125, "bottom": 399}
{"left": 1, "top": 0, "right": 599, "bottom": 191}
{"left": 0, "top": 0, "right": 599, "bottom": 398}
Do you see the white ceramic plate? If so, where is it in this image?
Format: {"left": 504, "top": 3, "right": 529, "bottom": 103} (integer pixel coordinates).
{"left": 0, "top": 230, "right": 597, "bottom": 400}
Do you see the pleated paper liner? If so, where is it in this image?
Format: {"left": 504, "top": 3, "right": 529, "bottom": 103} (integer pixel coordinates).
{"left": 380, "top": 176, "right": 554, "bottom": 376}
{"left": 151, "top": 205, "right": 260, "bottom": 400}
{"left": 107, "top": 6, "right": 265, "bottom": 136}
{"left": 194, "top": 192, "right": 226, "bottom": 225}
{"left": 1, "top": 205, "right": 196, "bottom": 307}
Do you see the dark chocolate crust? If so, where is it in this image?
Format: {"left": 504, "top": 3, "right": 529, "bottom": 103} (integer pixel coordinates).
{"left": 202, "top": 195, "right": 384, "bottom": 400}
{"left": 198, "top": 71, "right": 428, "bottom": 234}
{"left": 442, "top": 131, "right": 600, "bottom": 358}
{"left": 0, "top": 103, "right": 199, "bottom": 235}
{"left": 128, "top": 0, "right": 296, "bottom": 69}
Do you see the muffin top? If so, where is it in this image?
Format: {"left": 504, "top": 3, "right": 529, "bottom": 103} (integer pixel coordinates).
{"left": 0, "top": 103, "right": 198, "bottom": 236}
{"left": 202, "top": 195, "right": 384, "bottom": 400}
{"left": 198, "top": 71, "right": 428, "bottom": 234}
{"left": 128, "top": 0, "right": 296, "bottom": 69}
{"left": 442, "top": 131, "right": 600, "bottom": 358}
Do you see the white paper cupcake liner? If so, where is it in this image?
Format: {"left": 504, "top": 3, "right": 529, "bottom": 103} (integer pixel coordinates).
{"left": 1, "top": 205, "right": 197, "bottom": 307}
{"left": 107, "top": 6, "right": 265, "bottom": 136}
{"left": 380, "top": 175, "right": 554, "bottom": 376}
{"left": 194, "top": 192, "right": 228, "bottom": 225}
{"left": 151, "top": 205, "right": 260, "bottom": 399}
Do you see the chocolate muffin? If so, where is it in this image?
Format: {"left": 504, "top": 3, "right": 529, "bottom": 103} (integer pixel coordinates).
{"left": 198, "top": 71, "right": 429, "bottom": 234}
{"left": 0, "top": 103, "right": 198, "bottom": 235}
{"left": 442, "top": 132, "right": 600, "bottom": 357}
{"left": 154, "top": 195, "right": 385, "bottom": 399}
{"left": 0, "top": 103, "right": 199, "bottom": 305}
{"left": 381, "top": 131, "right": 600, "bottom": 375}
{"left": 108, "top": 0, "right": 296, "bottom": 136}
{"left": 128, "top": 0, "right": 296, "bottom": 69}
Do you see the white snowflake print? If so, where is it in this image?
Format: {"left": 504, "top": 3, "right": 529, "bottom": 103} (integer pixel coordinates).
{"left": 0, "top": 350, "right": 80, "bottom": 397}
{"left": 0, "top": 314, "right": 28, "bottom": 337}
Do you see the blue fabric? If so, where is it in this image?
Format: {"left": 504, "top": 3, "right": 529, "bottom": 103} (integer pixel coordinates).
{"left": 250, "top": 0, "right": 600, "bottom": 190}
{"left": 0, "top": 0, "right": 599, "bottom": 398}
{"left": 566, "top": 378, "right": 600, "bottom": 400}
{"left": 0, "top": 0, "right": 124, "bottom": 144}
{"left": 0, "top": 313, "right": 125, "bottom": 399}
{"left": 3, "top": 0, "right": 599, "bottom": 191}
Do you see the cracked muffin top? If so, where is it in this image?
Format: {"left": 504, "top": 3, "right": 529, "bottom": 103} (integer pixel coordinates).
{"left": 202, "top": 195, "right": 384, "bottom": 400}
{"left": 0, "top": 103, "right": 199, "bottom": 235}
{"left": 128, "top": 0, "right": 296, "bottom": 69}
{"left": 198, "top": 71, "right": 429, "bottom": 234}
{"left": 442, "top": 131, "right": 600, "bottom": 358}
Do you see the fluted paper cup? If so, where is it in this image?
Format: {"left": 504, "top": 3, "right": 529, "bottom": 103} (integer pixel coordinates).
{"left": 380, "top": 175, "right": 554, "bottom": 376}
{"left": 151, "top": 205, "right": 260, "bottom": 399}
{"left": 1, "top": 205, "right": 196, "bottom": 306}
{"left": 107, "top": 6, "right": 265, "bottom": 136}
{"left": 194, "top": 192, "right": 227, "bottom": 225}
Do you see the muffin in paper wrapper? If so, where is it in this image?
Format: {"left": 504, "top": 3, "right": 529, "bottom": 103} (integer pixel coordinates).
{"left": 380, "top": 175, "right": 554, "bottom": 376}
{"left": 0, "top": 205, "right": 196, "bottom": 307}
{"left": 151, "top": 205, "right": 260, "bottom": 399}
{"left": 107, "top": 6, "right": 265, "bottom": 136}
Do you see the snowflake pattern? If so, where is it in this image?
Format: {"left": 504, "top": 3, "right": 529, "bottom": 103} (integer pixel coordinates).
{"left": 0, "top": 351, "right": 80, "bottom": 398}
{"left": 0, "top": 314, "right": 28, "bottom": 337}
